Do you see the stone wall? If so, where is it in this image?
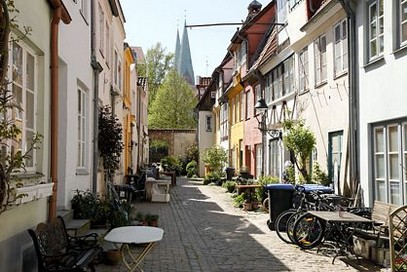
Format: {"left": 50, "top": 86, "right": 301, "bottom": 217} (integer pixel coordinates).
{"left": 149, "top": 129, "right": 197, "bottom": 162}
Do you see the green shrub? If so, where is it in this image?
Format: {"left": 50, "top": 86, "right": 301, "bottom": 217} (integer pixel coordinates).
{"left": 312, "top": 162, "right": 331, "bottom": 186}
{"left": 233, "top": 193, "right": 246, "bottom": 207}
{"left": 255, "top": 176, "right": 279, "bottom": 202}
{"left": 203, "top": 146, "right": 228, "bottom": 177}
{"left": 186, "top": 160, "right": 198, "bottom": 178}
{"left": 203, "top": 172, "right": 220, "bottom": 185}
{"left": 222, "top": 181, "right": 237, "bottom": 193}
{"left": 161, "top": 156, "right": 181, "bottom": 173}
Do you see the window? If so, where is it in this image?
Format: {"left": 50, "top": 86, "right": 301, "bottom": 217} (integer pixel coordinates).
{"left": 271, "top": 55, "right": 294, "bottom": 100}
{"left": 372, "top": 121, "right": 407, "bottom": 205}
{"left": 245, "top": 91, "right": 249, "bottom": 120}
{"left": 254, "top": 84, "right": 262, "bottom": 115}
{"left": 334, "top": 20, "right": 348, "bottom": 76}
{"left": 205, "top": 115, "right": 212, "bottom": 132}
{"left": 368, "top": 0, "right": 384, "bottom": 60}
{"left": 269, "top": 139, "right": 281, "bottom": 178}
{"left": 98, "top": 5, "right": 104, "bottom": 56}
{"left": 80, "top": 0, "right": 89, "bottom": 22}
{"left": 256, "top": 144, "right": 263, "bottom": 178}
{"left": 77, "top": 87, "right": 87, "bottom": 170}
{"left": 283, "top": 57, "right": 294, "bottom": 95}
{"left": 272, "top": 66, "right": 283, "bottom": 99}
{"left": 239, "top": 41, "right": 247, "bottom": 65}
{"left": 240, "top": 92, "right": 244, "bottom": 122}
{"left": 277, "top": 0, "right": 288, "bottom": 23}
{"left": 298, "top": 47, "right": 309, "bottom": 92}
{"left": 105, "top": 22, "right": 110, "bottom": 66}
{"left": 314, "top": 35, "right": 327, "bottom": 84}
{"left": 264, "top": 72, "right": 272, "bottom": 103}
{"left": 10, "top": 41, "right": 37, "bottom": 170}
{"left": 399, "top": 0, "right": 407, "bottom": 46}
{"left": 328, "top": 131, "right": 343, "bottom": 192}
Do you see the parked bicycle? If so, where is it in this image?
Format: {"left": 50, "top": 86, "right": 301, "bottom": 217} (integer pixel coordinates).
{"left": 274, "top": 185, "right": 342, "bottom": 244}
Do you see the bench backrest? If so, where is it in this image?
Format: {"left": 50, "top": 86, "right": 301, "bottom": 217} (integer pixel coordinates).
{"left": 29, "top": 219, "right": 69, "bottom": 257}
{"left": 371, "top": 200, "right": 398, "bottom": 225}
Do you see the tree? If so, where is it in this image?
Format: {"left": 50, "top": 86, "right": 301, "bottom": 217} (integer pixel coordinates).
{"left": 148, "top": 69, "right": 197, "bottom": 129}
{"left": 137, "top": 42, "right": 173, "bottom": 109}
{"left": 202, "top": 146, "right": 228, "bottom": 177}
{"left": 98, "top": 105, "right": 123, "bottom": 177}
{"left": 282, "top": 119, "right": 316, "bottom": 183}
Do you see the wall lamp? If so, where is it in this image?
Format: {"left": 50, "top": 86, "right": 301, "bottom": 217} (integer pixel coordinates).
{"left": 254, "top": 98, "right": 282, "bottom": 139}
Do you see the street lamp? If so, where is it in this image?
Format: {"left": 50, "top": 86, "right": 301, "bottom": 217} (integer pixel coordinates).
{"left": 254, "top": 98, "right": 282, "bottom": 176}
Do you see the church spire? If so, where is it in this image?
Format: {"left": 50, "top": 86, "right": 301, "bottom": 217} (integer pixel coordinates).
{"left": 174, "top": 28, "right": 181, "bottom": 70}
{"left": 178, "top": 20, "right": 195, "bottom": 86}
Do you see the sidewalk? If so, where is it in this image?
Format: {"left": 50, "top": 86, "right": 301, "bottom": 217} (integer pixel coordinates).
{"left": 98, "top": 177, "right": 386, "bottom": 272}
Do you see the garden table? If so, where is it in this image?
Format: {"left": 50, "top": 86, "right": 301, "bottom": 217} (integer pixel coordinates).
{"left": 306, "top": 210, "right": 373, "bottom": 264}
{"left": 104, "top": 226, "right": 164, "bottom": 272}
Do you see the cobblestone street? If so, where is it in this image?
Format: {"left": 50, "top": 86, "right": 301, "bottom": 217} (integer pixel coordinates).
{"left": 98, "top": 177, "right": 385, "bottom": 272}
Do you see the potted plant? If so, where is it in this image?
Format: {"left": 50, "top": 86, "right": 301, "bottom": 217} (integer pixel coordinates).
{"left": 148, "top": 214, "right": 159, "bottom": 227}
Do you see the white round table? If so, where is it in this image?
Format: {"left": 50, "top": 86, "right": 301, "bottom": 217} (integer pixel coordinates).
{"left": 104, "top": 226, "right": 164, "bottom": 272}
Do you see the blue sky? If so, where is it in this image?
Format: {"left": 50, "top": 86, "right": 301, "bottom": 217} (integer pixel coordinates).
{"left": 121, "top": 0, "right": 254, "bottom": 77}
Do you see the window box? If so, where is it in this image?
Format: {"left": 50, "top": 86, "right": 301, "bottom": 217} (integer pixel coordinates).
{"left": 36, "top": 182, "right": 54, "bottom": 199}
{"left": 15, "top": 185, "right": 37, "bottom": 204}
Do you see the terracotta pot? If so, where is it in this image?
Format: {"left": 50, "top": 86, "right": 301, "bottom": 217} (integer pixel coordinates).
{"left": 103, "top": 249, "right": 121, "bottom": 265}
{"left": 243, "top": 202, "right": 253, "bottom": 211}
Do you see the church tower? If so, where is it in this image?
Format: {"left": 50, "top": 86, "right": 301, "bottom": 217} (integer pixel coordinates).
{"left": 175, "top": 20, "right": 195, "bottom": 86}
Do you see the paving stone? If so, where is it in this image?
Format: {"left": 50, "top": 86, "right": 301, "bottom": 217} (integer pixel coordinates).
{"left": 97, "top": 177, "right": 386, "bottom": 272}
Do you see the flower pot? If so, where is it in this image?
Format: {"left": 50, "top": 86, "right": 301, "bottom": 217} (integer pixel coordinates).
{"left": 148, "top": 220, "right": 158, "bottom": 227}
{"left": 243, "top": 201, "right": 253, "bottom": 211}
{"left": 103, "top": 249, "right": 121, "bottom": 265}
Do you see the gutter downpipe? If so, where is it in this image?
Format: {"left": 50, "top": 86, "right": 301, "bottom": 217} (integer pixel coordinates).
{"left": 49, "top": 0, "right": 71, "bottom": 221}
{"left": 339, "top": 0, "right": 359, "bottom": 197}
{"left": 91, "top": 0, "right": 103, "bottom": 193}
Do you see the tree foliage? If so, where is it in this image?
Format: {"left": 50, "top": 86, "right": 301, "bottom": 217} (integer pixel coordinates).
{"left": 137, "top": 42, "right": 173, "bottom": 109}
{"left": 98, "top": 106, "right": 123, "bottom": 175}
{"left": 149, "top": 69, "right": 197, "bottom": 129}
{"left": 282, "top": 119, "right": 316, "bottom": 183}
{"left": 203, "top": 146, "right": 228, "bottom": 177}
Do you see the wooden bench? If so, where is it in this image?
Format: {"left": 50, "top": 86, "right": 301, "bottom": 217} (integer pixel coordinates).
{"left": 28, "top": 216, "right": 102, "bottom": 272}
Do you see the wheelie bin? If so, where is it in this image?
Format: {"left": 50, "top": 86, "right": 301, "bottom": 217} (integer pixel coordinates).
{"left": 264, "top": 184, "right": 295, "bottom": 230}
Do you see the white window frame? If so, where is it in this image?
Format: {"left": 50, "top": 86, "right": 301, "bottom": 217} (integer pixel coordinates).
{"left": 283, "top": 56, "right": 294, "bottom": 96}
{"left": 368, "top": 0, "right": 384, "bottom": 60}
{"left": 334, "top": 19, "right": 348, "bottom": 76}
{"left": 399, "top": 0, "right": 407, "bottom": 46}
{"left": 277, "top": 0, "right": 288, "bottom": 23}
{"left": 98, "top": 4, "right": 105, "bottom": 57}
{"left": 265, "top": 72, "right": 272, "bottom": 103}
{"left": 298, "top": 47, "right": 309, "bottom": 92}
{"left": 9, "top": 41, "right": 37, "bottom": 171}
{"left": 314, "top": 35, "right": 327, "bottom": 85}
{"left": 256, "top": 144, "right": 262, "bottom": 178}
{"left": 77, "top": 87, "right": 88, "bottom": 171}
{"left": 372, "top": 121, "right": 407, "bottom": 205}
{"left": 105, "top": 22, "right": 110, "bottom": 67}
{"left": 80, "top": 0, "right": 89, "bottom": 22}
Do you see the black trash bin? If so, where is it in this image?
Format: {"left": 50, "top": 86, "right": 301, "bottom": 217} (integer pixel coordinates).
{"left": 265, "top": 184, "right": 295, "bottom": 230}
{"left": 225, "top": 167, "right": 235, "bottom": 181}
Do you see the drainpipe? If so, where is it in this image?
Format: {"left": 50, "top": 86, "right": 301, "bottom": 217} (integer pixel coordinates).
{"left": 339, "top": 0, "right": 359, "bottom": 197}
{"left": 91, "top": 0, "right": 103, "bottom": 193}
{"left": 48, "top": 0, "right": 71, "bottom": 221}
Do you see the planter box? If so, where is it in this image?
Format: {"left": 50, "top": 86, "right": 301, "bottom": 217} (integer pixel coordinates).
{"left": 36, "top": 183, "right": 54, "bottom": 199}
{"left": 15, "top": 186, "right": 37, "bottom": 204}
{"left": 353, "top": 236, "right": 376, "bottom": 260}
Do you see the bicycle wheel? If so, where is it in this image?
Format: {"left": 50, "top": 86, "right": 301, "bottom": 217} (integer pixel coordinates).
{"left": 292, "top": 212, "right": 325, "bottom": 249}
{"left": 274, "top": 209, "right": 296, "bottom": 243}
{"left": 286, "top": 211, "right": 306, "bottom": 244}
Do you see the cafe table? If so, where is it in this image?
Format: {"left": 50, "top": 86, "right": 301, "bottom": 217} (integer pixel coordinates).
{"left": 306, "top": 210, "right": 373, "bottom": 264}
{"left": 104, "top": 226, "right": 164, "bottom": 272}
